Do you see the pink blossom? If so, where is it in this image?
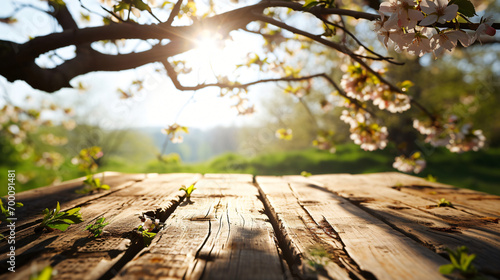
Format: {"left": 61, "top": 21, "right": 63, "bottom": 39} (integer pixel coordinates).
{"left": 431, "top": 30, "right": 471, "bottom": 57}
{"left": 472, "top": 20, "right": 497, "bottom": 44}
{"left": 371, "top": 84, "right": 411, "bottom": 112}
{"left": 420, "top": 0, "right": 458, "bottom": 26}
{"left": 393, "top": 154, "right": 426, "bottom": 173}
{"left": 404, "top": 28, "right": 434, "bottom": 57}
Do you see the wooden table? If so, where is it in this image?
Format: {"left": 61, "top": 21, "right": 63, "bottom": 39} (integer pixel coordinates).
{"left": 1, "top": 172, "right": 499, "bottom": 279}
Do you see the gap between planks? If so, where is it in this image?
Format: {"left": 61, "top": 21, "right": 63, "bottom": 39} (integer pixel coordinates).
{"left": 0, "top": 174, "right": 200, "bottom": 280}
{"left": 115, "top": 175, "right": 288, "bottom": 280}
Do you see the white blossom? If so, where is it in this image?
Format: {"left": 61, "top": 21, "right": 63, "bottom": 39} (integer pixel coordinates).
{"left": 420, "top": 0, "right": 458, "bottom": 26}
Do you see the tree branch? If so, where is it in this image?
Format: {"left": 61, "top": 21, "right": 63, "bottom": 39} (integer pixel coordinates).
{"left": 3, "top": 41, "right": 191, "bottom": 92}
{"left": 162, "top": 59, "right": 327, "bottom": 91}
{"left": 166, "top": 0, "right": 183, "bottom": 26}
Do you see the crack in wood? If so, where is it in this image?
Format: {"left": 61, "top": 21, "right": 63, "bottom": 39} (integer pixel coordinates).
{"left": 292, "top": 187, "right": 376, "bottom": 280}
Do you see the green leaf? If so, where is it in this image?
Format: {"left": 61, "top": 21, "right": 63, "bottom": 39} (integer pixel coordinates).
{"left": 47, "top": 221, "right": 71, "bottom": 232}
{"left": 132, "top": 0, "right": 152, "bottom": 12}
{"left": 37, "top": 202, "right": 83, "bottom": 232}
{"left": 439, "top": 264, "right": 456, "bottom": 275}
{"left": 462, "top": 253, "right": 476, "bottom": 271}
{"left": 30, "top": 266, "right": 53, "bottom": 280}
{"left": 303, "top": 0, "right": 319, "bottom": 9}
{"left": 449, "top": 0, "right": 476, "bottom": 17}
{"left": 100, "top": 184, "right": 110, "bottom": 190}
{"left": 449, "top": 251, "right": 460, "bottom": 268}
{"left": 114, "top": 1, "right": 130, "bottom": 12}
{"left": 301, "top": 171, "right": 312, "bottom": 177}
{"left": 142, "top": 230, "right": 156, "bottom": 246}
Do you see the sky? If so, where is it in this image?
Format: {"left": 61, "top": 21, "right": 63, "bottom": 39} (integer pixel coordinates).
{"left": 0, "top": 0, "right": 271, "bottom": 130}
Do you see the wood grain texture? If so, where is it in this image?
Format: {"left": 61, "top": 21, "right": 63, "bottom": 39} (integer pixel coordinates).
{"left": 0, "top": 174, "right": 199, "bottom": 280}
{"left": 276, "top": 175, "right": 449, "bottom": 280}
{"left": 256, "top": 176, "right": 352, "bottom": 280}
{"left": 308, "top": 173, "right": 500, "bottom": 277}
{"left": 2, "top": 172, "right": 499, "bottom": 280}
{"left": 115, "top": 175, "right": 286, "bottom": 280}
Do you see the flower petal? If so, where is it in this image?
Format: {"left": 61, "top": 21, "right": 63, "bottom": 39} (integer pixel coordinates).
{"left": 438, "top": 4, "right": 458, "bottom": 23}
{"left": 420, "top": 0, "right": 437, "bottom": 14}
{"left": 420, "top": 14, "right": 438, "bottom": 26}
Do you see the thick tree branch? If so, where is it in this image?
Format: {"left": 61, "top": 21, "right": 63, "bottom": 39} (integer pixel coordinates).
{"left": 4, "top": 42, "right": 191, "bottom": 92}
{"left": 1, "top": 0, "right": 498, "bottom": 94}
{"left": 48, "top": 1, "right": 78, "bottom": 30}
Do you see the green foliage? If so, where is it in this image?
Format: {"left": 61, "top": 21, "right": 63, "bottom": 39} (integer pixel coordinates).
{"left": 0, "top": 198, "right": 23, "bottom": 223}
{"left": 397, "top": 80, "right": 415, "bottom": 93}
{"left": 439, "top": 246, "right": 478, "bottom": 278}
{"left": 449, "top": 0, "right": 476, "bottom": 17}
{"left": 437, "top": 198, "right": 453, "bottom": 207}
{"left": 426, "top": 174, "right": 438, "bottom": 182}
{"left": 137, "top": 225, "right": 156, "bottom": 247}
{"left": 114, "top": 0, "right": 151, "bottom": 13}
{"left": 72, "top": 147, "right": 104, "bottom": 174}
{"left": 179, "top": 184, "right": 196, "bottom": 198}
{"left": 303, "top": 0, "right": 335, "bottom": 9}
{"left": 35, "top": 202, "right": 83, "bottom": 233}
{"left": 301, "top": 171, "right": 312, "bottom": 177}
{"left": 307, "top": 245, "right": 330, "bottom": 271}
{"left": 85, "top": 216, "right": 109, "bottom": 237}
{"left": 30, "top": 266, "right": 54, "bottom": 280}
{"left": 76, "top": 175, "right": 110, "bottom": 194}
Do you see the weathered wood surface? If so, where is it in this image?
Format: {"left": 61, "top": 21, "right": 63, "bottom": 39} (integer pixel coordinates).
{"left": 1, "top": 172, "right": 499, "bottom": 280}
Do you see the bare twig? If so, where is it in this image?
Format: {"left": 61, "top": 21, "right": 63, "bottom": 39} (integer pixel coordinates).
{"left": 322, "top": 19, "right": 404, "bottom": 65}
{"left": 163, "top": 60, "right": 327, "bottom": 91}
{"left": 101, "top": 6, "right": 126, "bottom": 23}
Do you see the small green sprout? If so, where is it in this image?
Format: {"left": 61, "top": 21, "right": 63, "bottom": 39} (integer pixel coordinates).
{"left": 30, "top": 265, "right": 54, "bottom": 280}
{"left": 0, "top": 198, "right": 23, "bottom": 223}
{"left": 136, "top": 215, "right": 162, "bottom": 247}
{"left": 307, "top": 245, "right": 330, "bottom": 271}
{"left": 439, "top": 246, "right": 478, "bottom": 278}
{"left": 85, "top": 216, "right": 109, "bottom": 237}
{"left": 35, "top": 202, "right": 84, "bottom": 233}
{"left": 179, "top": 184, "right": 196, "bottom": 201}
{"left": 76, "top": 175, "right": 110, "bottom": 194}
{"left": 426, "top": 174, "right": 438, "bottom": 182}
{"left": 137, "top": 225, "right": 157, "bottom": 247}
{"left": 301, "top": 171, "right": 312, "bottom": 177}
{"left": 437, "top": 198, "right": 453, "bottom": 207}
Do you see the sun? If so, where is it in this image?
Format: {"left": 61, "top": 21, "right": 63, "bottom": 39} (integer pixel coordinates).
{"left": 184, "top": 29, "right": 256, "bottom": 80}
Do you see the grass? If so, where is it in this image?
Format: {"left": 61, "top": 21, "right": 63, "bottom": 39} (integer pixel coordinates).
{"left": 2, "top": 144, "right": 499, "bottom": 196}
{"left": 103, "top": 144, "right": 500, "bottom": 195}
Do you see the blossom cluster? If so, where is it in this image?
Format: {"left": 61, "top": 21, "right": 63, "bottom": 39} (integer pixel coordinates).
{"left": 340, "top": 108, "right": 388, "bottom": 151}
{"left": 413, "top": 115, "right": 485, "bottom": 153}
{"left": 36, "top": 152, "right": 65, "bottom": 170}
{"left": 375, "top": 0, "right": 496, "bottom": 58}
{"left": 276, "top": 128, "right": 293, "bottom": 140}
{"left": 393, "top": 152, "right": 426, "bottom": 173}
{"left": 161, "top": 123, "right": 189, "bottom": 143}
{"left": 312, "top": 130, "right": 336, "bottom": 153}
{"left": 71, "top": 146, "right": 104, "bottom": 173}
{"left": 340, "top": 64, "right": 411, "bottom": 113}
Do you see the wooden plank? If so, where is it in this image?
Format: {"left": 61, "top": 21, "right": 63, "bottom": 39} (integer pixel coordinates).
{"left": 10, "top": 172, "right": 151, "bottom": 223}
{"left": 256, "top": 176, "right": 354, "bottom": 280}
{"left": 267, "top": 176, "right": 449, "bottom": 280}
{"left": 334, "top": 172, "right": 500, "bottom": 217}
{"left": 202, "top": 173, "right": 254, "bottom": 183}
{"left": 0, "top": 174, "right": 199, "bottom": 280}
{"left": 308, "top": 174, "right": 500, "bottom": 277}
{"left": 115, "top": 175, "right": 286, "bottom": 280}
